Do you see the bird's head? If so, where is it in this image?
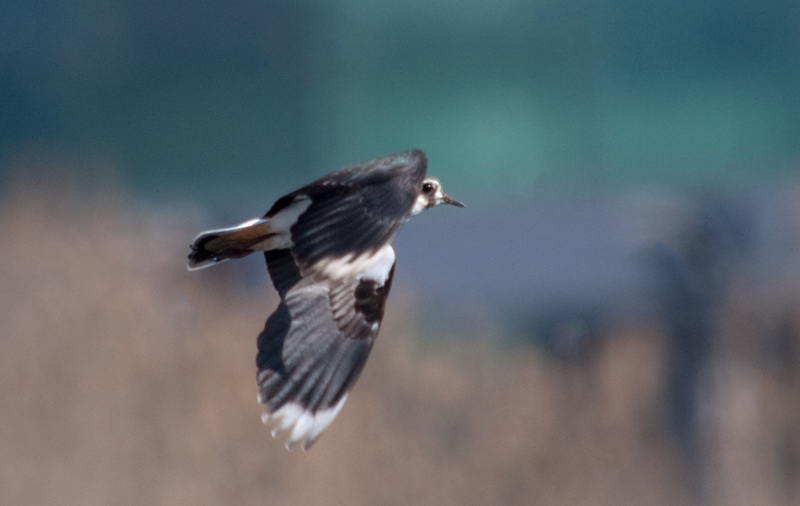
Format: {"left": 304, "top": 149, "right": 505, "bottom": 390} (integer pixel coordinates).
{"left": 411, "top": 177, "right": 465, "bottom": 215}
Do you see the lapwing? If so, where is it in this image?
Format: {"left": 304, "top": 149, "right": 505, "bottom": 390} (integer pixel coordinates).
{"left": 188, "top": 150, "right": 463, "bottom": 450}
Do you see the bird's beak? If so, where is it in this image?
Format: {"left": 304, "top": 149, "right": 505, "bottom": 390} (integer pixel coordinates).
{"left": 442, "top": 194, "right": 466, "bottom": 208}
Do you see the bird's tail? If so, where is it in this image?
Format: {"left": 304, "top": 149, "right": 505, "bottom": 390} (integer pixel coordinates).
{"left": 187, "top": 217, "right": 273, "bottom": 270}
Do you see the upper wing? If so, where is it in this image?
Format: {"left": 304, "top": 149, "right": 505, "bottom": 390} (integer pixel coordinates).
{"left": 257, "top": 245, "right": 396, "bottom": 450}
{"left": 264, "top": 150, "right": 426, "bottom": 271}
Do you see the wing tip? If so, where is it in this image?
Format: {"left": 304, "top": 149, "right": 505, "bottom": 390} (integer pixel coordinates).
{"left": 260, "top": 395, "right": 349, "bottom": 451}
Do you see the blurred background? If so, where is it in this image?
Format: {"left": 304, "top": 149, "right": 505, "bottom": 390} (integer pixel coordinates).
{"left": 2, "top": 1, "right": 800, "bottom": 505}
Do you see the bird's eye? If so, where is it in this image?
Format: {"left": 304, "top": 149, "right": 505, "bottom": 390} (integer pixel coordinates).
{"left": 422, "top": 182, "right": 435, "bottom": 194}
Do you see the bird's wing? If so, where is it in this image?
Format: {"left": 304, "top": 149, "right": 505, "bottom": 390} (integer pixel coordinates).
{"left": 263, "top": 150, "right": 426, "bottom": 272}
{"left": 257, "top": 245, "right": 396, "bottom": 450}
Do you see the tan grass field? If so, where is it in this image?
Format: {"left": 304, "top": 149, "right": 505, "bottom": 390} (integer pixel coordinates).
{"left": 1, "top": 163, "right": 798, "bottom": 506}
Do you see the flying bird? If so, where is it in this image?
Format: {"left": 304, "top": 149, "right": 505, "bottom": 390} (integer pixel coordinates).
{"left": 187, "top": 150, "right": 463, "bottom": 450}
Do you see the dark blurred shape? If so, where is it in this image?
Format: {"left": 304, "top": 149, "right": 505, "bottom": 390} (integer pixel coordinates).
{"left": 644, "top": 197, "right": 752, "bottom": 502}
{"left": 514, "top": 304, "right": 604, "bottom": 359}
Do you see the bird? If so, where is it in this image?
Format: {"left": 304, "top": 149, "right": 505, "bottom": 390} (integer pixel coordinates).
{"left": 187, "top": 150, "right": 464, "bottom": 450}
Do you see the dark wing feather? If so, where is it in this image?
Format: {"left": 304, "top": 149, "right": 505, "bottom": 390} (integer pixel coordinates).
{"left": 256, "top": 258, "right": 396, "bottom": 449}
{"left": 264, "top": 249, "right": 302, "bottom": 296}
{"left": 254, "top": 151, "right": 415, "bottom": 449}
{"left": 304, "top": 149, "right": 427, "bottom": 195}
{"left": 290, "top": 190, "right": 394, "bottom": 266}
{"left": 263, "top": 150, "right": 427, "bottom": 270}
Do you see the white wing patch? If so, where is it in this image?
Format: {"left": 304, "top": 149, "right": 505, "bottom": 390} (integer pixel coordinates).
{"left": 358, "top": 245, "right": 395, "bottom": 283}
{"left": 312, "top": 244, "right": 395, "bottom": 282}
{"left": 262, "top": 394, "right": 349, "bottom": 451}
{"left": 251, "top": 196, "right": 312, "bottom": 251}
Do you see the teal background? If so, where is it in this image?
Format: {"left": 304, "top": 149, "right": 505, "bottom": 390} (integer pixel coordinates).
{"left": 2, "top": 0, "right": 798, "bottom": 198}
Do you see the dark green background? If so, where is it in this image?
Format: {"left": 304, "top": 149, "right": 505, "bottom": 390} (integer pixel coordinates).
{"left": 2, "top": 0, "right": 798, "bottom": 199}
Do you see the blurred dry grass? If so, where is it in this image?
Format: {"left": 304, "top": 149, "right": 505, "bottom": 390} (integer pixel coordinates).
{"left": 1, "top": 162, "right": 798, "bottom": 506}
